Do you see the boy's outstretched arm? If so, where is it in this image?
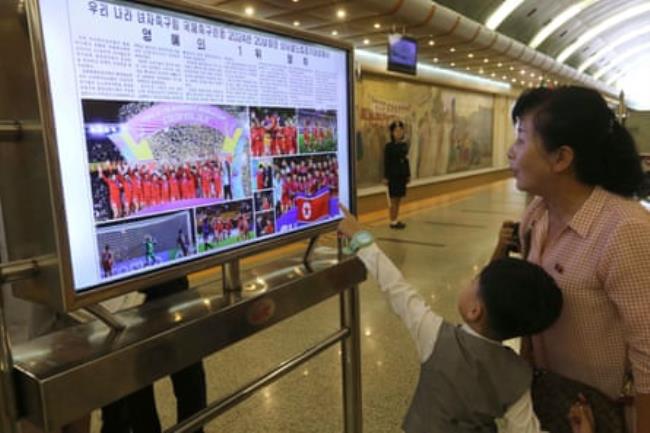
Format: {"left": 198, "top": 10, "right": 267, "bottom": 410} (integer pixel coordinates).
{"left": 338, "top": 205, "right": 442, "bottom": 362}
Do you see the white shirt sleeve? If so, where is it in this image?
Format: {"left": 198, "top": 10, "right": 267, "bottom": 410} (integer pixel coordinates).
{"left": 496, "top": 391, "right": 547, "bottom": 433}
{"left": 356, "top": 243, "right": 443, "bottom": 362}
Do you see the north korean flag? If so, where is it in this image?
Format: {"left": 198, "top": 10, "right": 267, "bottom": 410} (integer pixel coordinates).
{"left": 296, "top": 188, "right": 330, "bottom": 222}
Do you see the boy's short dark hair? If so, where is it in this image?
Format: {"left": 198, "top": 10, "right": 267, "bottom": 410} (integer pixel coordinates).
{"left": 478, "top": 258, "right": 562, "bottom": 340}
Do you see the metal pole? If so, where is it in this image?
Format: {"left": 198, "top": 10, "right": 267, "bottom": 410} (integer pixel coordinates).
{"left": 84, "top": 304, "right": 127, "bottom": 332}
{"left": 340, "top": 284, "right": 363, "bottom": 433}
{"left": 222, "top": 259, "right": 241, "bottom": 293}
{"left": 0, "top": 287, "right": 19, "bottom": 433}
{"left": 165, "top": 328, "right": 349, "bottom": 433}
{"left": 303, "top": 236, "right": 319, "bottom": 272}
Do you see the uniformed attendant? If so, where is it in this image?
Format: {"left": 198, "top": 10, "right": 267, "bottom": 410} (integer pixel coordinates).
{"left": 383, "top": 120, "right": 410, "bottom": 229}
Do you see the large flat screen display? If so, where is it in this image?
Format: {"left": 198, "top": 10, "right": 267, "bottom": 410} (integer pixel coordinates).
{"left": 36, "top": 0, "right": 351, "bottom": 292}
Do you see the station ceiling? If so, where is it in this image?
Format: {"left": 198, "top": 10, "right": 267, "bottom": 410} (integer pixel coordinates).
{"left": 196, "top": 0, "right": 650, "bottom": 107}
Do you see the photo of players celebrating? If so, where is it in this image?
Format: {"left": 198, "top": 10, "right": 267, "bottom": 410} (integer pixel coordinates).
{"left": 254, "top": 190, "right": 274, "bottom": 212}
{"left": 84, "top": 101, "right": 344, "bottom": 284}
{"left": 194, "top": 199, "right": 254, "bottom": 252}
{"left": 255, "top": 211, "right": 276, "bottom": 237}
{"left": 249, "top": 107, "right": 297, "bottom": 157}
{"left": 83, "top": 100, "right": 251, "bottom": 223}
{"left": 273, "top": 154, "right": 339, "bottom": 232}
{"left": 297, "top": 109, "right": 337, "bottom": 153}
{"left": 252, "top": 159, "right": 274, "bottom": 191}
{"left": 96, "top": 212, "right": 194, "bottom": 279}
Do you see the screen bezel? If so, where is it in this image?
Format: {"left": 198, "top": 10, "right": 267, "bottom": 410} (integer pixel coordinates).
{"left": 25, "top": 0, "right": 356, "bottom": 311}
{"left": 387, "top": 34, "right": 418, "bottom": 76}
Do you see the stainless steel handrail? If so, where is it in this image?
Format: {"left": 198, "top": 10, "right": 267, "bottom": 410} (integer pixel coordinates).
{"left": 166, "top": 327, "right": 351, "bottom": 433}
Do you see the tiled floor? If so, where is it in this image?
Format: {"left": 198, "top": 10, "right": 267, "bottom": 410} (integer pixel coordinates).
{"left": 90, "top": 179, "right": 528, "bottom": 433}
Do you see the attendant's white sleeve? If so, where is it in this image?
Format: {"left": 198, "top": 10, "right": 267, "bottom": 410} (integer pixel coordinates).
{"left": 497, "top": 391, "right": 547, "bottom": 433}
{"left": 357, "top": 243, "right": 443, "bottom": 362}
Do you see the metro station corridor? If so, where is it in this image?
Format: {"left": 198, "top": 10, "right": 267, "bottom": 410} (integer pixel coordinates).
{"left": 90, "top": 179, "right": 527, "bottom": 433}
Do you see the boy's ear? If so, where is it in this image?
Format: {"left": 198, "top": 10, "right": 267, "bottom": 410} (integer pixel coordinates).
{"left": 465, "top": 299, "right": 484, "bottom": 324}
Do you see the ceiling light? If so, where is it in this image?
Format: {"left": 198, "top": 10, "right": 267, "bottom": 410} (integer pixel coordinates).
{"left": 336, "top": 9, "right": 346, "bottom": 19}
{"left": 293, "top": 20, "right": 300, "bottom": 26}
{"left": 530, "top": 73, "right": 535, "bottom": 77}
{"left": 498, "top": 62, "right": 503, "bottom": 67}
{"left": 449, "top": 47, "right": 456, "bottom": 52}
{"left": 593, "top": 41, "right": 650, "bottom": 79}
{"left": 486, "top": 0, "right": 525, "bottom": 30}
{"left": 511, "top": 78, "right": 517, "bottom": 82}
{"left": 465, "top": 66, "right": 471, "bottom": 70}
{"left": 373, "top": 23, "right": 381, "bottom": 29}
{"left": 331, "top": 30, "right": 338, "bottom": 36}
{"left": 479, "top": 69, "right": 484, "bottom": 74}
{"left": 502, "top": 75, "right": 508, "bottom": 80}
{"left": 244, "top": 6, "right": 254, "bottom": 16}
{"left": 529, "top": 0, "right": 599, "bottom": 49}
{"left": 450, "top": 62, "right": 456, "bottom": 67}
{"left": 292, "top": 0, "right": 299, "bottom": 2}
{"left": 554, "top": 80, "right": 559, "bottom": 85}
{"left": 491, "top": 72, "right": 496, "bottom": 77}
{"left": 433, "top": 57, "right": 439, "bottom": 63}
{"left": 468, "top": 53, "right": 474, "bottom": 58}
{"left": 509, "top": 66, "right": 514, "bottom": 71}
{"left": 363, "top": 39, "right": 370, "bottom": 45}
{"left": 557, "top": 3, "right": 650, "bottom": 63}
{"left": 483, "top": 58, "right": 489, "bottom": 63}
{"left": 578, "top": 24, "right": 650, "bottom": 73}
{"left": 428, "top": 40, "right": 435, "bottom": 46}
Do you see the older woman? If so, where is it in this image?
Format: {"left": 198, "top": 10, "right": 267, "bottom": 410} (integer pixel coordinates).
{"left": 495, "top": 86, "right": 650, "bottom": 433}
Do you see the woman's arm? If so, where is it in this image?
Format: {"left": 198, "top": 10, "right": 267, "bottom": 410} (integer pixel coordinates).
{"left": 384, "top": 143, "right": 391, "bottom": 181}
{"left": 602, "top": 218, "right": 650, "bottom": 433}
{"left": 636, "top": 393, "right": 650, "bottom": 433}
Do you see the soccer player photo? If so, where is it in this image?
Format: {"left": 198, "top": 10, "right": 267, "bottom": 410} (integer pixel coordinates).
{"left": 194, "top": 199, "right": 255, "bottom": 252}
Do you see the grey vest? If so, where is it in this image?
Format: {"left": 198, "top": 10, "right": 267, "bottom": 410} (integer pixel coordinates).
{"left": 403, "top": 322, "right": 532, "bottom": 433}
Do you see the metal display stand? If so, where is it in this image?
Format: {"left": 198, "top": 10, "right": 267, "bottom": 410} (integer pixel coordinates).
{"left": 0, "top": 245, "right": 366, "bottom": 433}
{"left": 0, "top": 1, "right": 363, "bottom": 431}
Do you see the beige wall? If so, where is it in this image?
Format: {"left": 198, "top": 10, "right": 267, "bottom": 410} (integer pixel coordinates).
{"left": 626, "top": 111, "right": 650, "bottom": 154}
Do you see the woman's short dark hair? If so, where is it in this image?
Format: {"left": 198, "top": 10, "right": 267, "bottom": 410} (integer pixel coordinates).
{"left": 478, "top": 258, "right": 563, "bottom": 341}
{"left": 512, "top": 86, "right": 643, "bottom": 197}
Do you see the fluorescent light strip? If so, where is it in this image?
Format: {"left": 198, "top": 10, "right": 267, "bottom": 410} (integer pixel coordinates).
{"left": 354, "top": 49, "right": 511, "bottom": 90}
{"left": 557, "top": 3, "right": 650, "bottom": 63}
{"left": 593, "top": 41, "right": 650, "bottom": 79}
{"left": 578, "top": 24, "right": 650, "bottom": 73}
{"left": 529, "top": 0, "right": 599, "bottom": 49}
{"left": 485, "top": 0, "right": 525, "bottom": 30}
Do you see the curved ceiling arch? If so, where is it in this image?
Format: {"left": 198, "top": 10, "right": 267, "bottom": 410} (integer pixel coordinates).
{"left": 528, "top": 0, "right": 599, "bottom": 49}
{"left": 593, "top": 41, "right": 650, "bottom": 80}
{"left": 578, "top": 24, "right": 650, "bottom": 73}
{"left": 556, "top": 3, "right": 650, "bottom": 63}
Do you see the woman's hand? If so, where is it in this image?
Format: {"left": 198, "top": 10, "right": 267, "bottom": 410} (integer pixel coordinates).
{"left": 568, "top": 395, "right": 595, "bottom": 433}
{"left": 491, "top": 220, "right": 519, "bottom": 260}
{"left": 338, "top": 205, "right": 364, "bottom": 238}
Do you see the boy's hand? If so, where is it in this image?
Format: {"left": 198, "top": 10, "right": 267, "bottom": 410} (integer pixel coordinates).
{"left": 338, "top": 204, "right": 364, "bottom": 238}
{"left": 491, "top": 220, "right": 519, "bottom": 260}
{"left": 568, "top": 394, "right": 595, "bottom": 433}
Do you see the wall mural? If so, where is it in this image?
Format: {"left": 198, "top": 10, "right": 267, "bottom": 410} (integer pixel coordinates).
{"left": 355, "top": 76, "right": 495, "bottom": 188}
